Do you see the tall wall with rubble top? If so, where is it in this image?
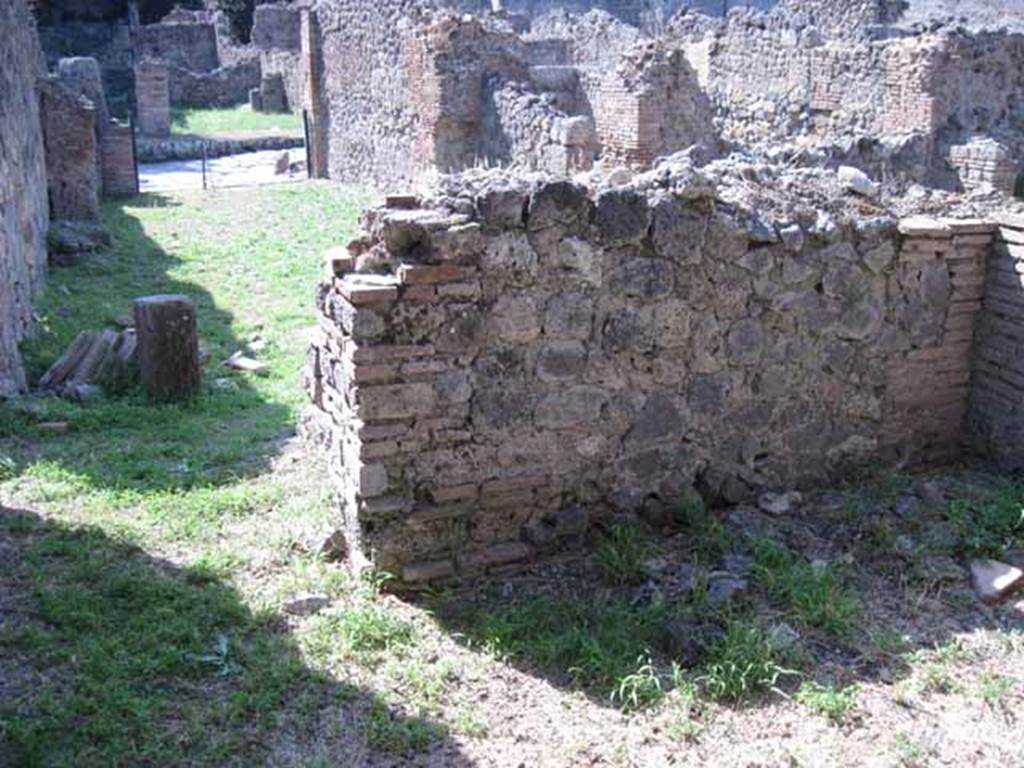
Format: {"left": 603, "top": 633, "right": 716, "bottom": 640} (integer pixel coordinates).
{"left": 0, "top": 0, "right": 50, "bottom": 396}
{"left": 300, "top": 176, "right": 996, "bottom": 582}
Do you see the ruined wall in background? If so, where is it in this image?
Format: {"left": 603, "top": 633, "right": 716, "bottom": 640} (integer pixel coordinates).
{"left": 136, "top": 21, "right": 219, "bottom": 70}
{"left": 313, "top": 0, "right": 442, "bottom": 183}
{"left": 585, "top": 42, "right": 714, "bottom": 168}
{"left": 253, "top": 4, "right": 303, "bottom": 111}
{"left": 300, "top": 176, "right": 991, "bottom": 582}
{"left": 0, "top": 0, "right": 50, "bottom": 396}
{"left": 480, "top": 77, "right": 596, "bottom": 174}
{"left": 36, "top": 21, "right": 136, "bottom": 113}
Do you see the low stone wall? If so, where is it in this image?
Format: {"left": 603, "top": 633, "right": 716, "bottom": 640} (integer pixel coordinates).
{"left": 168, "top": 59, "right": 261, "bottom": 108}
{"left": 300, "top": 175, "right": 995, "bottom": 582}
{"left": 135, "top": 134, "right": 305, "bottom": 163}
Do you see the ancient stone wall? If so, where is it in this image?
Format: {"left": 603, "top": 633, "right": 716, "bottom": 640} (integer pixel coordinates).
{"left": 968, "top": 215, "right": 1024, "bottom": 470}
{"left": 301, "top": 176, "right": 992, "bottom": 582}
{"left": 136, "top": 21, "right": 220, "bottom": 71}
{"left": 312, "top": 0, "right": 436, "bottom": 183}
{"left": 479, "top": 77, "right": 596, "bottom": 173}
{"left": 39, "top": 77, "right": 101, "bottom": 221}
{"left": 1, "top": 0, "right": 50, "bottom": 396}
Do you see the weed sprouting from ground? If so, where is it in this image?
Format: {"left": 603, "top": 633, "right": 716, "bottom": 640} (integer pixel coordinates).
{"left": 699, "top": 621, "right": 793, "bottom": 702}
{"left": 595, "top": 524, "right": 657, "bottom": 585}
{"left": 796, "top": 681, "right": 859, "bottom": 721}
{"left": 751, "top": 538, "right": 859, "bottom": 637}
{"left": 675, "top": 492, "right": 733, "bottom": 562}
{"left": 611, "top": 656, "right": 666, "bottom": 710}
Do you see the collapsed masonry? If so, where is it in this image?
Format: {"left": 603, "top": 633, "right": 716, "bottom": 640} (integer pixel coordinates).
{"left": 302, "top": 0, "right": 1024, "bottom": 194}
{"left": 299, "top": 162, "right": 1024, "bottom": 582}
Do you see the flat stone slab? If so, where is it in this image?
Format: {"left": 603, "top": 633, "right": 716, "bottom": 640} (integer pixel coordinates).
{"left": 970, "top": 559, "right": 1024, "bottom": 605}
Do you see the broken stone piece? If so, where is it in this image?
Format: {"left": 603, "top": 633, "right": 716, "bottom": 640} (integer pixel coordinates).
{"left": 708, "top": 574, "right": 749, "bottom": 605}
{"left": 223, "top": 351, "right": 268, "bottom": 374}
{"left": 660, "top": 618, "right": 725, "bottom": 668}
{"left": 757, "top": 490, "right": 803, "bottom": 516}
{"left": 838, "top": 165, "right": 879, "bottom": 197}
{"left": 283, "top": 594, "right": 331, "bottom": 616}
{"left": 970, "top": 559, "right": 1024, "bottom": 605}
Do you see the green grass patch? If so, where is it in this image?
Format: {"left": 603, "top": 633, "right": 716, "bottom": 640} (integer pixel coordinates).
{"left": 946, "top": 481, "right": 1024, "bottom": 558}
{"left": 171, "top": 105, "right": 303, "bottom": 137}
{"left": 674, "top": 492, "right": 732, "bottom": 562}
{"left": 595, "top": 523, "right": 657, "bottom": 585}
{"left": 795, "top": 681, "right": 859, "bottom": 721}
{"left": 751, "top": 539, "right": 859, "bottom": 637}
{"left": 452, "top": 595, "right": 671, "bottom": 707}
{"left": 0, "top": 514, "right": 310, "bottom": 766}
{"left": 0, "top": 183, "right": 380, "bottom": 766}
{"left": 366, "top": 699, "right": 448, "bottom": 755}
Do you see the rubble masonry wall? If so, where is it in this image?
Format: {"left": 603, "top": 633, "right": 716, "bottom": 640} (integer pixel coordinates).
{"left": 301, "top": 180, "right": 992, "bottom": 582}
{"left": 0, "top": 0, "right": 50, "bottom": 396}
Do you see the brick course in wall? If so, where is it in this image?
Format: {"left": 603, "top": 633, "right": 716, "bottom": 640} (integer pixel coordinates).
{"left": 300, "top": 177, "right": 1002, "bottom": 583}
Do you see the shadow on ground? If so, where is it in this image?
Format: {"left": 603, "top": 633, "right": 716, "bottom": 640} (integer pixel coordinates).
{"left": 0, "top": 192, "right": 297, "bottom": 496}
{"left": 420, "top": 469, "right": 1024, "bottom": 712}
{"left": 0, "top": 505, "right": 475, "bottom": 767}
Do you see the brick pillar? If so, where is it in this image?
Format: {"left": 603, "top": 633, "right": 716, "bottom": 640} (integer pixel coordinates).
{"left": 885, "top": 217, "right": 994, "bottom": 464}
{"left": 101, "top": 121, "right": 139, "bottom": 197}
{"left": 135, "top": 60, "right": 170, "bottom": 138}
{"left": 39, "top": 79, "right": 100, "bottom": 222}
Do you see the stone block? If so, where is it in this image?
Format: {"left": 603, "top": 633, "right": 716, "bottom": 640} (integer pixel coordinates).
{"left": 357, "top": 382, "right": 437, "bottom": 421}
